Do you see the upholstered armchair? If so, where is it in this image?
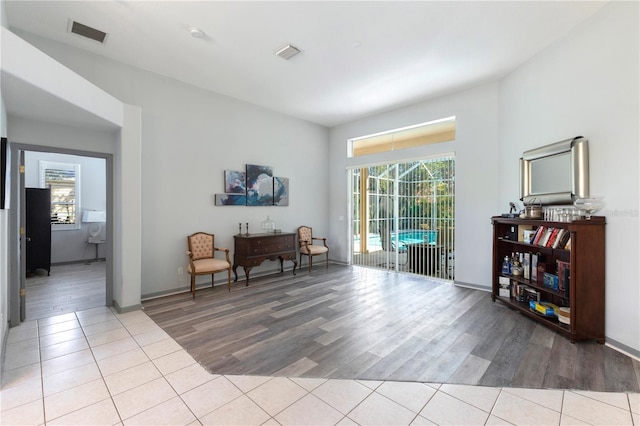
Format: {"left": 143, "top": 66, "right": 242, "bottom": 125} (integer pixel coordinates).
{"left": 297, "top": 226, "right": 329, "bottom": 272}
{"left": 186, "top": 232, "right": 231, "bottom": 299}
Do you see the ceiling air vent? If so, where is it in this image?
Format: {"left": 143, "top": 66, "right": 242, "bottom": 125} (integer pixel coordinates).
{"left": 70, "top": 21, "right": 107, "bottom": 43}
{"left": 275, "top": 44, "right": 301, "bottom": 60}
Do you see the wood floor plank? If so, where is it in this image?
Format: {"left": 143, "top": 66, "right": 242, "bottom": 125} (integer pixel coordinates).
{"left": 142, "top": 263, "right": 640, "bottom": 391}
{"left": 25, "top": 262, "right": 106, "bottom": 320}
{"left": 447, "top": 354, "right": 492, "bottom": 385}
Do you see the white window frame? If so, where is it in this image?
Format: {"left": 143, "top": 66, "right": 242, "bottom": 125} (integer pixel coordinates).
{"left": 39, "top": 161, "right": 81, "bottom": 231}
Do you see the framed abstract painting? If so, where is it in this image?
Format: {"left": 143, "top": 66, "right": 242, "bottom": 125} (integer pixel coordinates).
{"left": 215, "top": 194, "right": 247, "bottom": 206}
{"left": 224, "top": 170, "right": 246, "bottom": 194}
{"left": 246, "top": 164, "right": 273, "bottom": 206}
{"left": 273, "top": 177, "right": 289, "bottom": 206}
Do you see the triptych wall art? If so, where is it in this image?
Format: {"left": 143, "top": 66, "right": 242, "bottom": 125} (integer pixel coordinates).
{"left": 215, "top": 164, "right": 289, "bottom": 206}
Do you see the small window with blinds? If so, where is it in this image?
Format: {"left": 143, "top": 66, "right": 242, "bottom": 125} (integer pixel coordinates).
{"left": 39, "top": 161, "right": 81, "bottom": 230}
{"left": 350, "top": 117, "right": 455, "bottom": 157}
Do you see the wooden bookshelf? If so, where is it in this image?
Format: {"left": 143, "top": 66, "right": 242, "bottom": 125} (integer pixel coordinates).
{"left": 491, "top": 216, "right": 605, "bottom": 343}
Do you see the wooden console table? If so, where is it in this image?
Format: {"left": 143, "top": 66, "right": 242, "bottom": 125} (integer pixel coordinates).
{"left": 233, "top": 232, "right": 297, "bottom": 286}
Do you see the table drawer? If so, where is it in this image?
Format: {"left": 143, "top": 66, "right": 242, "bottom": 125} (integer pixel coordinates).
{"left": 250, "top": 242, "right": 293, "bottom": 255}
{"left": 253, "top": 236, "right": 294, "bottom": 246}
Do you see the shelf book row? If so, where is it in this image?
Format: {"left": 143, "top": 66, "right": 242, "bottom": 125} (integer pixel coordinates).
{"left": 530, "top": 226, "right": 571, "bottom": 250}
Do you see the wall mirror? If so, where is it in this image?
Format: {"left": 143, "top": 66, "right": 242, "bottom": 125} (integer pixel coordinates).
{"left": 520, "top": 136, "right": 589, "bottom": 205}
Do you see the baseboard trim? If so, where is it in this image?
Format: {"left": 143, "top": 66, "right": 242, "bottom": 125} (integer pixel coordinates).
{"left": 1, "top": 322, "right": 9, "bottom": 374}
{"left": 112, "top": 300, "right": 142, "bottom": 314}
{"left": 606, "top": 338, "right": 640, "bottom": 362}
{"left": 51, "top": 259, "right": 105, "bottom": 266}
{"left": 141, "top": 265, "right": 302, "bottom": 301}
{"left": 454, "top": 280, "right": 491, "bottom": 292}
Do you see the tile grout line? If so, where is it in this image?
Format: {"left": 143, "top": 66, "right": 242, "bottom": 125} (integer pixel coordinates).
{"left": 486, "top": 388, "right": 512, "bottom": 426}
{"left": 111, "top": 308, "right": 174, "bottom": 424}
{"left": 38, "top": 311, "right": 123, "bottom": 424}
{"left": 241, "top": 376, "right": 303, "bottom": 424}
{"left": 36, "top": 317, "right": 47, "bottom": 426}
{"left": 90, "top": 309, "right": 126, "bottom": 425}
{"left": 114, "top": 308, "right": 216, "bottom": 424}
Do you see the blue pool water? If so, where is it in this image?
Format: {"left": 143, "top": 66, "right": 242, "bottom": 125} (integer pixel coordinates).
{"left": 354, "top": 229, "right": 437, "bottom": 250}
{"left": 393, "top": 230, "right": 438, "bottom": 245}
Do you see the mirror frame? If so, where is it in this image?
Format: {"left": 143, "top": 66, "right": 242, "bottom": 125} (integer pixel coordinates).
{"left": 520, "top": 136, "right": 589, "bottom": 205}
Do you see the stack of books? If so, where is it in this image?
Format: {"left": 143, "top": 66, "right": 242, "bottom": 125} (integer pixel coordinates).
{"left": 530, "top": 226, "right": 571, "bottom": 249}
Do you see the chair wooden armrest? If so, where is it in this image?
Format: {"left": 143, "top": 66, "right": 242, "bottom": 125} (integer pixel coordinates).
{"left": 214, "top": 247, "right": 231, "bottom": 262}
{"left": 312, "top": 237, "right": 328, "bottom": 247}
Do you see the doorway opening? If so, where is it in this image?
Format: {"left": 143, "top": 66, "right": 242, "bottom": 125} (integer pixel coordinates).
{"left": 351, "top": 156, "right": 455, "bottom": 280}
{"left": 24, "top": 151, "right": 107, "bottom": 320}
{"left": 10, "top": 144, "right": 112, "bottom": 323}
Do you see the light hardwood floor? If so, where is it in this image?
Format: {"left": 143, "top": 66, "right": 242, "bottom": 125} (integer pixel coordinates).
{"left": 143, "top": 264, "right": 640, "bottom": 393}
{"left": 25, "top": 262, "right": 106, "bottom": 321}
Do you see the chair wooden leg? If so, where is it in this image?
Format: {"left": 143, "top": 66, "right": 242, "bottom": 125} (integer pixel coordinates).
{"left": 211, "top": 274, "right": 215, "bottom": 290}
{"left": 190, "top": 275, "right": 195, "bottom": 299}
{"left": 226, "top": 268, "right": 231, "bottom": 292}
{"left": 308, "top": 256, "right": 312, "bottom": 272}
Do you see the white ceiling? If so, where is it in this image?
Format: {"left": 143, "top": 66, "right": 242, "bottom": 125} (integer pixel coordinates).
{"left": 4, "top": 1, "right": 608, "bottom": 128}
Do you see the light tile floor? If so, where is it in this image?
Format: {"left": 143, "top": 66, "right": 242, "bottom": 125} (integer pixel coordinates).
{"left": 1, "top": 307, "right": 638, "bottom": 426}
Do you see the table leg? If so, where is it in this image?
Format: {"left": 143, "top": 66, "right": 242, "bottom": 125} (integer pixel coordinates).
{"left": 233, "top": 265, "right": 239, "bottom": 282}
{"left": 292, "top": 259, "right": 297, "bottom": 275}
{"left": 243, "top": 266, "right": 252, "bottom": 286}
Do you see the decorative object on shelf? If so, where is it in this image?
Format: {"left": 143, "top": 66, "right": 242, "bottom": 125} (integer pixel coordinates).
{"left": 511, "top": 260, "right": 524, "bottom": 276}
{"left": 238, "top": 223, "right": 242, "bottom": 235}
{"left": 501, "top": 256, "right": 511, "bottom": 275}
{"left": 522, "top": 198, "right": 542, "bottom": 219}
{"left": 501, "top": 201, "right": 520, "bottom": 218}
{"left": 544, "top": 207, "right": 583, "bottom": 222}
{"left": 245, "top": 222, "right": 249, "bottom": 235}
{"left": 574, "top": 196, "right": 604, "bottom": 220}
{"left": 260, "top": 216, "right": 276, "bottom": 233}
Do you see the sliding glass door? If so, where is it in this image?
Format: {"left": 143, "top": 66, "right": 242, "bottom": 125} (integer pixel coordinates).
{"left": 351, "top": 156, "right": 455, "bottom": 280}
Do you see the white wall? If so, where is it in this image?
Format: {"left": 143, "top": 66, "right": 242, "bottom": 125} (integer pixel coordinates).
{"left": 16, "top": 32, "right": 330, "bottom": 298}
{"left": 498, "top": 1, "right": 639, "bottom": 352}
{"left": 24, "top": 151, "right": 106, "bottom": 263}
{"left": 329, "top": 83, "right": 500, "bottom": 288}
{"left": 115, "top": 104, "right": 142, "bottom": 310}
{"left": 1, "top": 0, "right": 10, "bottom": 354}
